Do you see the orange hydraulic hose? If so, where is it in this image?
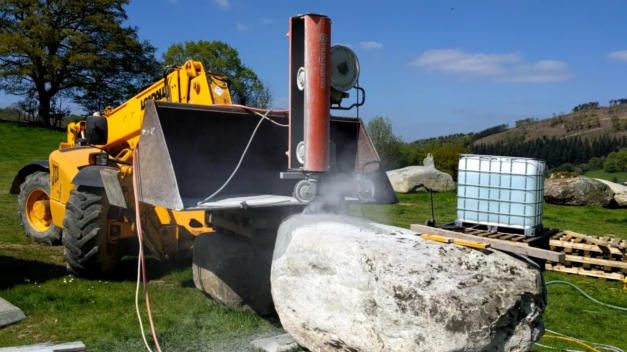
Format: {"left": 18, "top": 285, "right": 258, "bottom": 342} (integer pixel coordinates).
{"left": 542, "top": 335, "right": 601, "bottom": 352}
{"left": 133, "top": 145, "right": 163, "bottom": 352}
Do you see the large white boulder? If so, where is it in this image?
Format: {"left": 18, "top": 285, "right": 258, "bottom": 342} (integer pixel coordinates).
{"left": 594, "top": 178, "right": 627, "bottom": 207}
{"left": 386, "top": 166, "right": 455, "bottom": 193}
{"left": 271, "top": 214, "right": 546, "bottom": 352}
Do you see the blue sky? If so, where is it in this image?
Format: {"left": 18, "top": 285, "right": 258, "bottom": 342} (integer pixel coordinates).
{"left": 2, "top": 0, "right": 627, "bottom": 141}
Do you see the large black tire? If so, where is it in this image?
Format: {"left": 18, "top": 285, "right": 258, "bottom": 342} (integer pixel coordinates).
{"left": 17, "top": 171, "right": 62, "bottom": 245}
{"left": 62, "top": 186, "right": 118, "bottom": 277}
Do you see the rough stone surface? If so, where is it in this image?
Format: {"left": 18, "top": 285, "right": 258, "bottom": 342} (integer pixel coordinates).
{"left": 423, "top": 153, "right": 435, "bottom": 168}
{"left": 544, "top": 174, "right": 614, "bottom": 207}
{"left": 0, "top": 297, "right": 26, "bottom": 328}
{"left": 594, "top": 178, "right": 627, "bottom": 207}
{"left": 386, "top": 166, "right": 455, "bottom": 193}
{"left": 192, "top": 207, "right": 303, "bottom": 316}
{"left": 271, "top": 214, "right": 546, "bottom": 352}
{"left": 249, "top": 333, "right": 300, "bottom": 352}
{"left": 192, "top": 229, "right": 279, "bottom": 316}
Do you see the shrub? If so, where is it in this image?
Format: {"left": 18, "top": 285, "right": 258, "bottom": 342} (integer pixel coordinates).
{"left": 588, "top": 157, "right": 604, "bottom": 170}
{"left": 428, "top": 145, "right": 470, "bottom": 180}
{"left": 554, "top": 162, "right": 577, "bottom": 173}
{"left": 604, "top": 149, "right": 627, "bottom": 173}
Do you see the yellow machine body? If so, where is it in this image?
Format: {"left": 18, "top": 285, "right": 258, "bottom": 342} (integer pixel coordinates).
{"left": 12, "top": 27, "right": 396, "bottom": 278}
{"left": 21, "top": 60, "right": 233, "bottom": 261}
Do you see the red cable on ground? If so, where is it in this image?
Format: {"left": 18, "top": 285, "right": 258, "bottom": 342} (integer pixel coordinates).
{"left": 128, "top": 103, "right": 284, "bottom": 351}
{"left": 133, "top": 145, "right": 163, "bottom": 352}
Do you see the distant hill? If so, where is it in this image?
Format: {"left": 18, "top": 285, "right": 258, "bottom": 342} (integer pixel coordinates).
{"left": 404, "top": 102, "right": 627, "bottom": 169}
{"left": 473, "top": 105, "right": 627, "bottom": 146}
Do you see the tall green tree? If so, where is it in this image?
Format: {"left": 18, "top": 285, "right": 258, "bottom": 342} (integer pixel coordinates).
{"left": 366, "top": 116, "right": 403, "bottom": 170}
{"left": 429, "top": 144, "right": 470, "bottom": 180}
{"left": 162, "top": 41, "right": 271, "bottom": 108}
{"left": 0, "top": 0, "right": 159, "bottom": 127}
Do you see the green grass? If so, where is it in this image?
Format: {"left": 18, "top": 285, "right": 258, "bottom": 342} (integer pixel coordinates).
{"left": 0, "top": 121, "right": 65, "bottom": 244}
{"left": 585, "top": 169, "right": 627, "bottom": 182}
{"left": 356, "top": 192, "right": 627, "bottom": 239}
{"left": 1, "top": 121, "right": 626, "bottom": 350}
{"left": 0, "top": 121, "right": 279, "bottom": 350}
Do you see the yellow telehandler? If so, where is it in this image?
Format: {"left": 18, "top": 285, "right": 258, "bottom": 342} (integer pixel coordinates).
{"left": 11, "top": 14, "right": 397, "bottom": 279}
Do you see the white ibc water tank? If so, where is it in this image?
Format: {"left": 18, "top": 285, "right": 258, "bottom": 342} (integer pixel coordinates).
{"left": 456, "top": 154, "right": 546, "bottom": 236}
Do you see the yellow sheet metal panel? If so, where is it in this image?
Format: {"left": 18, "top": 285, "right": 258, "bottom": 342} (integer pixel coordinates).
{"left": 207, "top": 73, "right": 232, "bottom": 105}
{"left": 171, "top": 210, "right": 214, "bottom": 236}
{"left": 48, "top": 147, "right": 100, "bottom": 226}
{"left": 49, "top": 147, "right": 99, "bottom": 202}
{"left": 49, "top": 199, "right": 65, "bottom": 227}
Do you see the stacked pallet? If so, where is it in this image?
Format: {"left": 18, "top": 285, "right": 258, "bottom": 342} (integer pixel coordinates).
{"left": 413, "top": 223, "right": 626, "bottom": 286}
{"left": 545, "top": 231, "right": 626, "bottom": 284}
{"left": 461, "top": 227, "right": 547, "bottom": 246}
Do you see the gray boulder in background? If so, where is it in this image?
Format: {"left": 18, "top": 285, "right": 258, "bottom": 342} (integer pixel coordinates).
{"left": 544, "top": 174, "right": 614, "bottom": 207}
{"left": 271, "top": 214, "right": 546, "bottom": 352}
{"left": 386, "top": 166, "right": 455, "bottom": 193}
{"left": 594, "top": 178, "right": 627, "bottom": 207}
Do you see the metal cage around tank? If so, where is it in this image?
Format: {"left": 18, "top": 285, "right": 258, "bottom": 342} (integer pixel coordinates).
{"left": 455, "top": 154, "right": 546, "bottom": 236}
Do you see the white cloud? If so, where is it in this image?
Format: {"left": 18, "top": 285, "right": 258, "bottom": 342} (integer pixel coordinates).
{"left": 608, "top": 50, "right": 627, "bottom": 62}
{"left": 261, "top": 18, "right": 273, "bottom": 24}
{"left": 506, "top": 60, "right": 573, "bottom": 83}
{"left": 236, "top": 23, "right": 247, "bottom": 31}
{"left": 411, "top": 49, "right": 573, "bottom": 83}
{"left": 360, "top": 41, "right": 383, "bottom": 50}
{"left": 411, "top": 49, "right": 521, "bottom": 75}
{"left": 213, "top": 0, "right": 230, "bottom": 9}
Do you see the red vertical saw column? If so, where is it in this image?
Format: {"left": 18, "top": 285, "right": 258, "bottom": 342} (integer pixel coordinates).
{"left": 288, "top": 14, "right": 331, "bottom": 172}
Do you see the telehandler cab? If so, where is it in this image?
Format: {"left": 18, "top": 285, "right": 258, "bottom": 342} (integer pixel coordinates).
{"left": 11, "top": 14, "right": 396, "bottom": 277}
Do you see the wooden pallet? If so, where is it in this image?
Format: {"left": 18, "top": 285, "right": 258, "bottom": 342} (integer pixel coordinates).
{"left": 411, "top": 224, "right": 562, "bottom": 262}
{"left": 447, "top": 224, "right": 552, "bottom": 247}
{"left": 546, "top": 230, "right": 626, "bottom": 284}
{"left": 435, "top": 224, "right": 626, "bottom": 285}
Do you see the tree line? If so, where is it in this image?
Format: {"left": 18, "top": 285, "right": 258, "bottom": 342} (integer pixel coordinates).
{"left": 472, "top": 135, "right": 627, "bottom": 168}
{"left": 367, "top": 117, "right": 471, "bottom": 179}
{"left": 572, "top": 101, "right": 599, "bottom": 112}
{"left": 0, "top": 0, "right": 270, "bottom": 128}
{"left": 609, "top": 99, "right": 627, "bottom": 107}
{"left": 572, "top": 98, "right": 627, "bottom": 112}
{"left": 368, "top": 116, "right": 627, "bottom": 180}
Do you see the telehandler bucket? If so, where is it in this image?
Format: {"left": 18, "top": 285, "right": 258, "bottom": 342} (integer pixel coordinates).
{"left": 136, "top": 100, "right": 396, "bottom": 211}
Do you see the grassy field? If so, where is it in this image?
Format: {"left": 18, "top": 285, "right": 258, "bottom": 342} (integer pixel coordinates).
{"left": 359, "top": 192, "right": 627, "bottom": 239}
{"left": 585, "top": 169, "right": 627, "bottom": 183}
{"left": 1, "top": 121, "right": 626, "bottom": 351}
